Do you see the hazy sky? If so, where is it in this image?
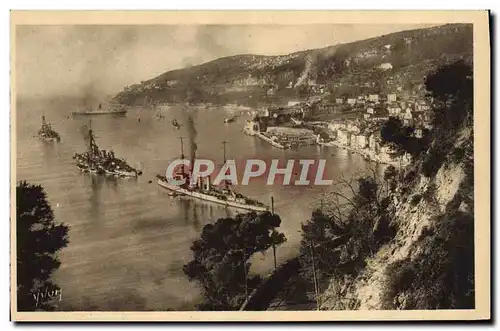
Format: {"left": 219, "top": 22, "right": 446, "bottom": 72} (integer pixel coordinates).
{"left": 16, "top": 24, "right": 437, "bottom": 97}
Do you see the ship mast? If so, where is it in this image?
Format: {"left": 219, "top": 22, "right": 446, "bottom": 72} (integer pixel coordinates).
{"left": 179, "top": 137, "right": 185, "bottom": 174}
{"left": 87, "top": 119, "right": 98, "bottom": 159}
{"left": 221, "top": 141, "right": 229, "bottom": 189}
{"left": 222, "top": 141, "right": 227, "bottom": 164}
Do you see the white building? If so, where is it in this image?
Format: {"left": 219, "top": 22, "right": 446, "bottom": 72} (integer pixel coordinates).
{"left": 335, "top": 98, "right": 344, "bottom": 104}
{"left": 337, "top": 130, "right": 351, "bottom": 146}
{"left": 346, "top": 123, "right": 361, "bottom": 134}
{"left": 356, "top": 135, "right": 368, "bottom": 149}
{"left": 403, "top": 109, "right": 414, "bottom": 125}
{"left": 368, "top": 94, "right": 380, "bottom": 103}
{"left": 388, "top": 106, "right": 402, "bottom": 116}
{"left": 414, "top": 128, "right": 424, "bottom": 139}
{"left": 387, "top": 94, "right": 397, "bottom": 103}
{"left": 366, "top": 107, "right": 375, "bottom": 114}
{"left": 379, "top": 63, "right": 393, "bottom": 70}
{"left": 244, "top": 120, "right": 261, "bottom": 135}
{"left": 350, "top": 135, "right": 358, "bottom": 149}
{"left": 369, "top": 133, "right": 380, "bottom": 152}
{"left": 415, "top": 101, "right": 430, "bottom": 112}
{"left": 347, "top": 98, "right": 357, "bottom": 105}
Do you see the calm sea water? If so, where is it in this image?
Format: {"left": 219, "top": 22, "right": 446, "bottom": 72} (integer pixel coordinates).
{"left": 15, "top": 97, "right": 381, "bottom": 311}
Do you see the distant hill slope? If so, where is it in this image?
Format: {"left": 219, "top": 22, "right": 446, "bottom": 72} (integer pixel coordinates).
{"left": 114, "top": 24, "right": 473, "bottom": 107}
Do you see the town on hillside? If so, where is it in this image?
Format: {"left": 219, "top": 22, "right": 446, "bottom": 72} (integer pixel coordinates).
{"left": 243, "top": 89, "right": 433, "bottom": 167}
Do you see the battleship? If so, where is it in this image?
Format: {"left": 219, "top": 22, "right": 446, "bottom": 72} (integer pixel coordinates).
{"left": 37, "top": 115, "right": 61, "bottom": 142}
{"left": 72, "top": 103, "right": 127, "bottom": 116}
{"left": 156, "top": 139, "right": 269, "bottom": 212}
{"left": 73, "top": 123, "right": 142, "bottom": 177}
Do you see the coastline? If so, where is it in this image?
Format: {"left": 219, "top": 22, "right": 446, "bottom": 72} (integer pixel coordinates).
{"left": 319, "top": 140, "right": 409, "bottom": 168}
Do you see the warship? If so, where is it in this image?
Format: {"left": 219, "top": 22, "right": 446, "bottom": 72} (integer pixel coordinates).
{"left": 156, "top": 139, "right": 269, "bottom": 212}
{"left": 73, "top": 122, "right": 142, "bottom": 177}
{"left": 37, "top": 115, "right": 61, "bottom": 142}
{"left": 72, "top": 103, "right": 127, "bottom": 116}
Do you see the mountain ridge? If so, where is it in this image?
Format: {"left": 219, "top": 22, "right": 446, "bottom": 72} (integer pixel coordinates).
{"left": 114, "top": 23, "right": 473, "bottom": 107}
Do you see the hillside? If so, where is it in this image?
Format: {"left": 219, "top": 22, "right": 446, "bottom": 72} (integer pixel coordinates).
{"left": 288, "top": 60, "right": 475, "bottom": 311}
{"left": 114, "top": 24, "right": 473, "bottom": 107}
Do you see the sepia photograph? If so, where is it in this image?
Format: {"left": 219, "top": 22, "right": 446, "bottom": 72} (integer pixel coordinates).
{"left": 10, "top": 10, "right": 490, "bottom": 321}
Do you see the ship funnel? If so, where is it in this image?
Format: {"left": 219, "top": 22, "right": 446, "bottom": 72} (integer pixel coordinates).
{"left": 205, "top": 176, "right": 211, "bottom": 190}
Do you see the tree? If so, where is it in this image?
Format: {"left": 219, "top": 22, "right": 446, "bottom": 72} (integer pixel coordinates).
{"left": 425, "top": 59, "right": 473, "bottom": 130}
{"left": 299, "top": 173, "right": 395, "bottom": 298}
{"left": 183, "top": 211, "right": 286, "bottom": 310}
{"left": 380, "top": 117, "right": 430, "bottom": 158}
{"left": 421, "top": 60, "right": 473, "bottom": 177}
{"left": 16, "top": 181, "right": 69, "bottom": 311}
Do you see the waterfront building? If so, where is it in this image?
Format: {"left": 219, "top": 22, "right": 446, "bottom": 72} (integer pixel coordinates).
{"left": 369, "top": 132, "right": 381, "bottom": 152}
{"left": 356, "top": 135, "right": 368, "bottom": 149}
{"left": 388, "top": 104, "right": 402, "bottom": 116}
{"left": 244, "top": 120, "right": 261, "bottom": 135}
{"left": 337, "top": 129, "right": 351, "bottom": 146}
{"left": 350, "top": 135, "right": 358, "bottom": 149}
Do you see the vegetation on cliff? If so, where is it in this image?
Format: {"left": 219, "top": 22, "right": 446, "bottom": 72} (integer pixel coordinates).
{"left": 298, "top": 60, "right": 474, "bottom": 310}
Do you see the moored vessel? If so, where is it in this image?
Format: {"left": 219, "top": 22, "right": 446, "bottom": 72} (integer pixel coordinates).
{"left": 156, "top": 139, "right": 269, "bottom": 212}
{"left": 72, "top": 103, "right": 127, "bottom": 116}
{"left": 37, "top": 115, "right": 61, "bottom": 142}
{"left": 73, "top": 122, "right": 142, "bottom": 178}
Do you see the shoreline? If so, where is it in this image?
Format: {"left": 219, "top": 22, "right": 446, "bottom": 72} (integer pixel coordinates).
{"left": 318, "top": 140, "right": 409, "bottom": 168}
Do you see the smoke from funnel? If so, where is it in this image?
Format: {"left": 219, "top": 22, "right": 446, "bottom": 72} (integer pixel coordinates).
{"left": 185, "top": 114, "right": 198, "bottom": 170}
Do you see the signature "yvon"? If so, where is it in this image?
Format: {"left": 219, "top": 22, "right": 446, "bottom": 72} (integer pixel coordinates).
{"left": 32, "top": 288, "right": 62, "bottom": 308}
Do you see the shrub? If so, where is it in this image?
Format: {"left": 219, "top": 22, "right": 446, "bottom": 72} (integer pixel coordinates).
{"left": 451, "top": 147, "right": 466, "bottom": 164}
{"left": 410, "top": 194, "right": 422, "bottom": 206}
{"left": 423, "top": 182, "right": 437, "bottom": 203}
{"left": 422, "top": 146, "right": 445, "bottom": 178}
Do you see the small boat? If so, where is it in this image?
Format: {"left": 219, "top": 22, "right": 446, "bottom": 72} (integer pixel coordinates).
{"left": 172, "top": 119, "right": 181, "bottom": 130}
{"left": 224, "top": 116, "right": 236, "bottom": 124}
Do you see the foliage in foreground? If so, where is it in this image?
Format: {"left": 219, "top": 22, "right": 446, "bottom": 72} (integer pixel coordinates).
{"left": 17, "top": 181, "right": 69, "bottom": 311}
{"left": 183, "top": 211, "right": 286, "bottom": 310}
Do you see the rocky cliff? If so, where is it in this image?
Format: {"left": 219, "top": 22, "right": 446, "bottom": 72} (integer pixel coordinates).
{"left": 320, "top": 112, "right": 474, "bottom": 310}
